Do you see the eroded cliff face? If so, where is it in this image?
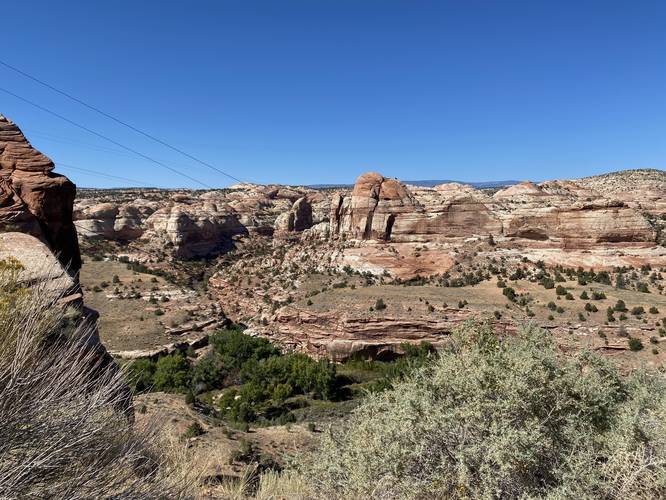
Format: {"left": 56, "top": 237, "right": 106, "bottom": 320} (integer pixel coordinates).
{"left": 328, "top": 172, "right": 658, "bottom": 251}
{"left": 0, "top": 114, "right": 81, "bottom": 274}
{"left": 75, "top": 184, "right": 322, "bottom": 258}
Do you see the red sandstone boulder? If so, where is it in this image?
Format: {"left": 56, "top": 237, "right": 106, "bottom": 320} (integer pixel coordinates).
{"left": 0, "top": 114, "right": 81, "bottom": 273}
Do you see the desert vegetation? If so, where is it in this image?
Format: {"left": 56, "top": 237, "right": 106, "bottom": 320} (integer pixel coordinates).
{"left": 127, "top": 326, "right": 435, "bottom": 427}
{"left": 0, "top": 258, "right": 195, "bottom": 498}
{"left": 296, "top": 322, "right": 666, "bottom": 499}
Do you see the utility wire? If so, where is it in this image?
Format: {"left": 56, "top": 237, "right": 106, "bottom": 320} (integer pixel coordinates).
{"left": 0, "top": 85, "right": 213, "bottom": 189}
{"left": 58, "top": 162, "right": 154, "bottom": 187}
{"left": 0, "top": 59, "right": 245, "bottom": 184}
{"left": 24, "top": 128, "right": 138, "bottom": 158}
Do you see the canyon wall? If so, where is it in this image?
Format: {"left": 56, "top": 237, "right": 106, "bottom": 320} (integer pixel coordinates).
{"left": 329, "top": 172, "right": 657, "bottom": 250}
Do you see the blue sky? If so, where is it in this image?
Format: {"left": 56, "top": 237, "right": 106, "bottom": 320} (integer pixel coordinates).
{"left": 1, "top": 1, "right": 664, "bottom": 188}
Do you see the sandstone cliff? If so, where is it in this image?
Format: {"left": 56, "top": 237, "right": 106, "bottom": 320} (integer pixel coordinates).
{"left": 328, "top": 171, "right": 659, "bottom": 253}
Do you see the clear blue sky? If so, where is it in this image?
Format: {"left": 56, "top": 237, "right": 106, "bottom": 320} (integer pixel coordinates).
{"left": 2, "top": 0, "right": 664, "bottom": 188}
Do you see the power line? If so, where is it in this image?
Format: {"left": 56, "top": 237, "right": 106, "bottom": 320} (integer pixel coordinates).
{"left": 0, "top": 85, "right": 213, "bottom": 189}
{"left": 57, "top": 162, "right": 154, "bottom": 187}
{"left": 24, "top": 128, "right": 137, "bottom": 158}
{"left": 0, "top": 59, "right": 245, "bottom": 184}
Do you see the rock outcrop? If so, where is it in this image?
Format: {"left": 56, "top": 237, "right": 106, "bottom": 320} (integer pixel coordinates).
{"left": 75, "top": 183, "right": 328, "bottom": 258}
{"left": 72, "top": 167, "right": 665, "bottom": 273}
{"left": 331, "top": 172, "right": 421, "bottom": 241}
{"left": 0, "top": 114, "right": 81, "bottom": 273}
{"left": 266, "top": 307, "right": 485, "bottom": 360}
{"left": 274, "top": 196, "right": 313, "bottom": 234}
{"left": 328, "top": 171, "right": 658, "bottom": 251}
{"left": 577, "top": 169, "right": 666, "bottom": 216}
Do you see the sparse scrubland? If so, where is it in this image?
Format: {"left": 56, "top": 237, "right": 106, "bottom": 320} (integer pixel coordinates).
{"left": 296, "top": 322, "right": 666, "bottom": 499}
{"left": 4, "top": 254, "right": 666, "bottom": 498}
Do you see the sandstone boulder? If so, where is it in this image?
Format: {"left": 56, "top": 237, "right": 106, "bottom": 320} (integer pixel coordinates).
{"left": 0, "top": 114, "right": 81, "bottom": 274}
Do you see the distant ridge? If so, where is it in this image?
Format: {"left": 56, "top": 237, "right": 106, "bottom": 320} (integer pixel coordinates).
{"left": 404, "top": 179, "right": 521, "bottom": 188}
{"left": 309, "top": 179, "right": 520, "bottom": 189}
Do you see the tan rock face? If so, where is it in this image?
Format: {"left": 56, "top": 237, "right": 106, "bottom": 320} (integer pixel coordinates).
{"left": 0, "top": 232, "right": 78, "bottom": 298}
{"left": 330, "top": 171, "right": 657, "bottom": 252}
{"left": 331, "top": 172, "right": 422, "bottom": 240}
{"left": 75, "top": 184, "right": 325, "bottom": 258}
{"left": 0, "top": 114, "right": 81, "bottom": 274}
{"left": 576, "top": 169, "right": 666, "bottom": 216}
{"left": 274, "top": 196, "right": 313, "bottom": 234}
{"left": 144, "top": 204, "right": 248, "bottom": 258}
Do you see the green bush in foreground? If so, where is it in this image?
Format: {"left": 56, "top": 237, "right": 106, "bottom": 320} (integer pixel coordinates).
{"left": 301, "top": 322, "right": 666, "bottom": 499}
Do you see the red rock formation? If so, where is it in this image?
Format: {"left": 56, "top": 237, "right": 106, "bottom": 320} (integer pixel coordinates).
{"left": 0, "top": 114, "right": 81, "bottom": 274}
{"left": 331, "top": 172, "right": 423, "bottom": 240}
{"left": 331, "top": 171, "right": 657, "bottom": 250}
{"left": 260, "top": 307, "right": 515, "bottom": 361}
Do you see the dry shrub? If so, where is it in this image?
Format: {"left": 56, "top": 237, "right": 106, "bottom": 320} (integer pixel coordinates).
{"left": 0, "top": 258, "right": 196, "bottom": 498}
{"left": 299, "top": 322, "right": 666, "bottom": 499}
{"left": 209, "top": 465, "right": 311, "bottom": 500}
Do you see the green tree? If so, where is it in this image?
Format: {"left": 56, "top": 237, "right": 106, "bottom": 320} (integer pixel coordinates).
{"left": 191, "top": 352, "right": 227, "bottom": 393}
{"left": 153, "top": 354, "right": 191, "bottom": 392}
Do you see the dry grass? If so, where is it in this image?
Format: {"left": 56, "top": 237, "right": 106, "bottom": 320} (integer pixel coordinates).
{"left": 0, "top": 258, "right": 199, "bottom": 498}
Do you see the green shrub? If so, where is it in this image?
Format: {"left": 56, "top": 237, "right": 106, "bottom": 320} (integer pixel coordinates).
{"left": 375, "top": 299, "right": 387, "bottom": 311}
{"left": 125, "top": 358, "right": 156, "bottom": 393}
{"left": 301, "top": 323, "right": 666, "bottom": 498}
{"left": 540, "top": 277, "right": 555, "bottom": 289}
{"left": 628, "top": 337, "right": 644, "bottom": 351}
{"left": 211, "top": 328, "right": 279, "bottom": 370}
{"left": 632, "top": 306, "right": 645, "bottom": 316}
{"left": 153, "top": 354, "right": 191, "bottom": 392}
{"left": 503, "top": 287, "right": 516, "bottom": 301}
{"left": 219, "top": 348, "right": 337, "bottom": 423}
{"left": 183, "top": 421, "right": 204, "bottom": 439}
{"left": 191, "top": 352, "right": 227, "bottom": 393}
